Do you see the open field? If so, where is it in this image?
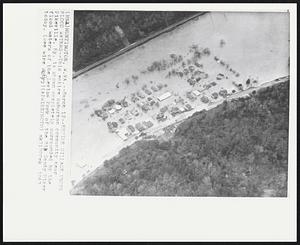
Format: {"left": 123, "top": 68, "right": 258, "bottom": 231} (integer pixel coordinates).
{"left": 71, "top": 12, "right": 289, "bottom": 184}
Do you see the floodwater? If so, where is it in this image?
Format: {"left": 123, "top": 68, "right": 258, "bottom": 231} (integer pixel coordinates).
{"left": 71, "top": 12, "right": 289, "bottom": 183}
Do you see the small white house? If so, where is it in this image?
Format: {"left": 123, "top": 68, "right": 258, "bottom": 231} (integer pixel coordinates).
{"left": 157, "top": 91, "right": 172, "bottom": 101}
{"left": 115, "top": 104, "right": 122, "bottom": 111}
{"left": 108, "top": 108, "right": 116, "bottom": 114}
{"left": 179, "top": 106, "right": 185, "bottom": 112}
{"left": 116, "top": 128, "right": 129, "bottom": 141}
{"left": 192, "top": 90, "right": 201, "bottom": 97}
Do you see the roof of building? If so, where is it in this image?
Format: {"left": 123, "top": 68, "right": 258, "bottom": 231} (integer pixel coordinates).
{"left": 127, "top": 125, "right": 135, "bottom": 132}
{"left": 117, "top": 128, "right": 129, "bottom": 141}
{"left": 108, "top": 108, "right": 116, "bottom": 114}
{"left": 115, "top": 104, "right": 122, "bottom": 110}
{"left": 179, "top": 106, "right": 185, "bottom": 112}
{"left": 192, "top": 90, "right": 201, "bottom": 96}
{"left": 157, "top": 91, "right": 172, "bottom": 101}
{"left": 143, "top": 121, "right": 154, "bottom": 128}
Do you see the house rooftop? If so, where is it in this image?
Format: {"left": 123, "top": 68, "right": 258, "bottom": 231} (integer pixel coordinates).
{"left": 157, "top": 91, "right": 172, "bottom": 101}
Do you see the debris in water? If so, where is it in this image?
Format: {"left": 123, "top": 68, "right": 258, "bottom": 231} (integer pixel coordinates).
{"left": 80, "top": 99, "right": 88, "bottom": 104}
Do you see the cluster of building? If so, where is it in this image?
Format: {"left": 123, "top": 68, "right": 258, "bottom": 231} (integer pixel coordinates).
{"left": 156, "top": 103, "right": 193, "bottom": 121}
{"left": 96, "top": 82, "right": 168, "bottom": 123}
{"left": 93, "top": 44, "right": 250, "bottom": 143}
{"left": 186, "top": 84, "right": 214, "bottom": 102}
{"left": 104, "top": 88, "right": 201, "bottom": 141}
{"left": 94, "top": 96, "right": 131, "bottom": 121}
{"left": 99, "top": 77, "right": 237, "bottom": 142}
{"left": 185, "top": 83, "right": 231, "bottom": 104}
{"left": 166, "top": 61, "right": 209, "bottom": 87}
{"left": 98, "top": 80, "right": 178, "bottom": 140}
{"left": 155, "top": 92, "right": 194, "bottom": 121}
{"left": 163, "top": 46, "right": 212, "bottom": 88}
{"left": 116, "top": 120, "right": 155, "bottom": 141}
{"left": 131, "top": 83, "right": 165, "bottom": 102}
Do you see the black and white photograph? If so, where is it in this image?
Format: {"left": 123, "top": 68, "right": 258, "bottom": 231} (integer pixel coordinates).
{"left": 3, "top": 3, "right": 297, "bottom": 242}
{"left": 70, "top": 10, "right": 290, "bottom": 197}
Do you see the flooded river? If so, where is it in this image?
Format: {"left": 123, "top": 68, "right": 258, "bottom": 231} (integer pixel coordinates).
{"left": 71, "top": 12, "right": 289, "bottom": 184}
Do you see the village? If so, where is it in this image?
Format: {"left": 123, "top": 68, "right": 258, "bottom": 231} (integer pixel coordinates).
{"left": 90, "top": 43, "right": 255, "bottom": 142}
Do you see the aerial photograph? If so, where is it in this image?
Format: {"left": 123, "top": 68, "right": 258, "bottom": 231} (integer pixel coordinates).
{"left": 70, "top": 11, "right": 289, "bottom": 197}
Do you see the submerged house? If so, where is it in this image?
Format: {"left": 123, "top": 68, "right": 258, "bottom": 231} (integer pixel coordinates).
{"left": 157, "top": 91, "right": 172, "bottom": 102}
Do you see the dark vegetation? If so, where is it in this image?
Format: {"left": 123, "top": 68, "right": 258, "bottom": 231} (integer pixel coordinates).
{"left": 73, "top": 11, "right": 199, "bottom": 71}
{"left": 73, "top": 81, "right": 289, "bottom": 197}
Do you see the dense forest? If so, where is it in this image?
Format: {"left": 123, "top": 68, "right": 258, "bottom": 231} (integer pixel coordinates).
{"left": 73, "top": 11, "right": 200, "bottom": 71}
{"left": 72, "top": 81, "right": 289, "bottom": 197}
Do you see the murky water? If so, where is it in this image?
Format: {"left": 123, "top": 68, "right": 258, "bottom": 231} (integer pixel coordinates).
{"left": 71, "top": 12, "right": 289, "bottom": 182}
